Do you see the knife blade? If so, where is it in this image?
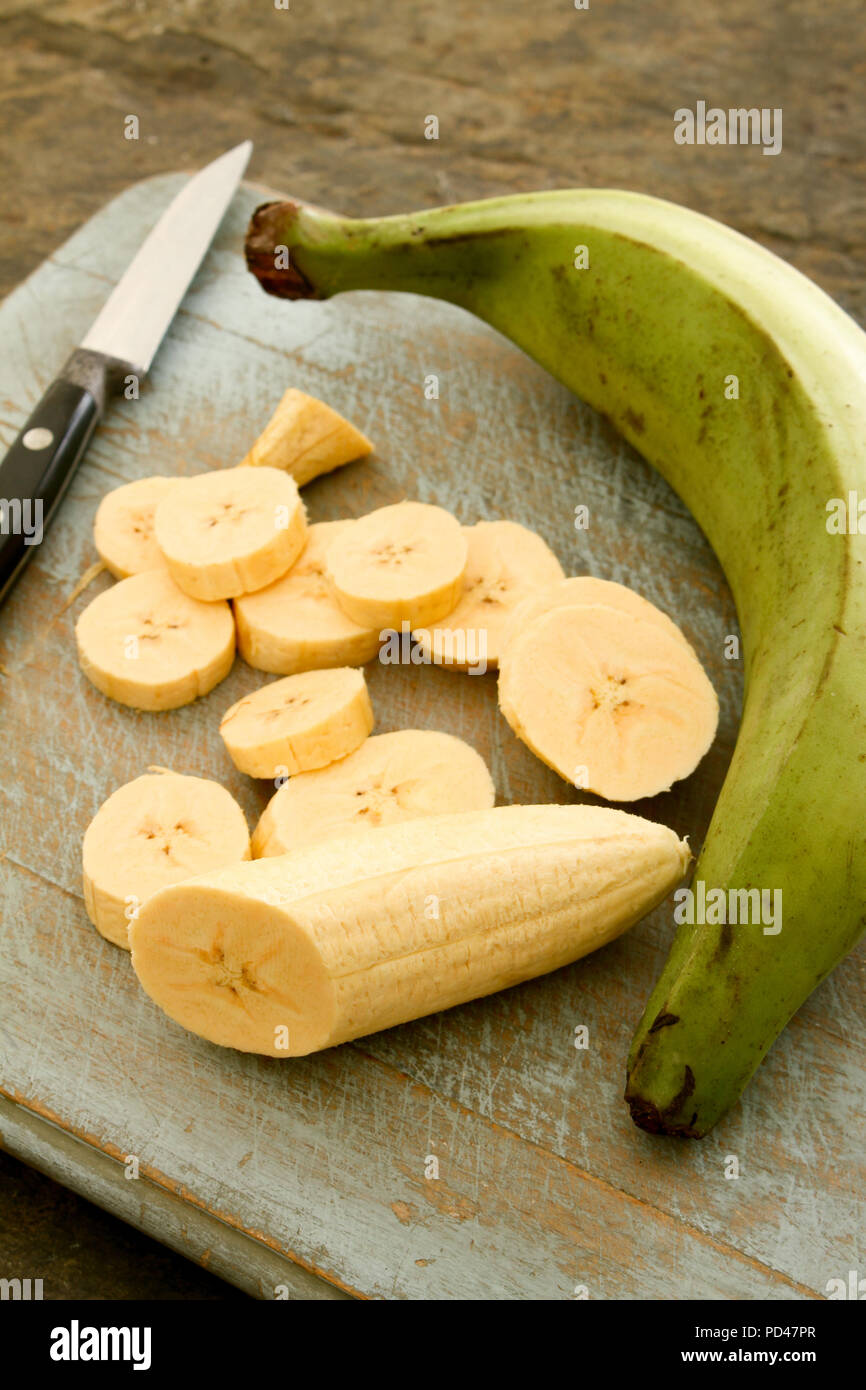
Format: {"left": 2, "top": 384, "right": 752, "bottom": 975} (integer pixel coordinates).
{"left": 0, "top": 140, "right": 252, "bottom": 607}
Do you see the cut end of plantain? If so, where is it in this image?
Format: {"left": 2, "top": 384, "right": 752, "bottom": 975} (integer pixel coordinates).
{"left": 242, "top": 387, "right": 372, "bottom": 486}
{"left": 132, "top": 879, "right": 341, "bottom": 1054}
{"left": 82, "top": 772, "right": 250, "bottom": 949}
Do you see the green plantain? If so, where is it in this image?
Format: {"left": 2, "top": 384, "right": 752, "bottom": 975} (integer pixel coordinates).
{"left": 245, "top": 191, "right": 866, "bottom": 1136}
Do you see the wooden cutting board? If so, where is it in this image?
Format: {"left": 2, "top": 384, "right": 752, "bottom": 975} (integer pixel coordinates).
{"left": 0, "top": 173, "right": 861, "bottom": 1300}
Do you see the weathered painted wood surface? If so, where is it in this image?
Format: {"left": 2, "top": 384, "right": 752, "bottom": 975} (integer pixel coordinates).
{"left": 0, "top": 174, "right": 862, "bottom": 1299}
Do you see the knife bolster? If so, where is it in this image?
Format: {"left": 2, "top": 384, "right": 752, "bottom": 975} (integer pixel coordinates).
{"left": 61, "top": 348, "right": 138, "bottom": 413}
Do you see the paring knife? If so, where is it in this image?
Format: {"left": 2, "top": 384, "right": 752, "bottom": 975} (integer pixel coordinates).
{"left": 0, "top": 140, "right": 252, "bottom": 606}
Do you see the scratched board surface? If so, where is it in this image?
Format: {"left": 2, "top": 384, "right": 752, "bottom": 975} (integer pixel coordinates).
{"left": 0, "top": 174, "right": 862, "bottom": 1300}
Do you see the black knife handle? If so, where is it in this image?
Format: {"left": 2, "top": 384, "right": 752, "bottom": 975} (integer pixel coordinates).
{"left": 0, "top": 348, "right": 131, "bottom": 607}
